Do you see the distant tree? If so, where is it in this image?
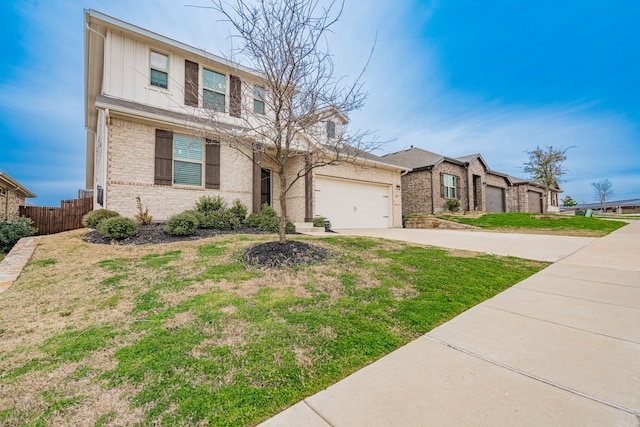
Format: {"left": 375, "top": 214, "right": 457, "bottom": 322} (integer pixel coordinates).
{"left": 199, "top": 0, "right": 379, "bottom": 242}
{"left": 523, "top": 145, "right": 572, "bottom": 212}
{"left": 561, "top": 195, "right": 577, "bottom": 207}
{"left": 592, "top": 179, "right": 614, "bottom": 212}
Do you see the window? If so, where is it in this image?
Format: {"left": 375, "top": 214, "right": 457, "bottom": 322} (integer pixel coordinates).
{"left": 203, "top": 69, "right": 226, "bottom": 112}
{"left": 327, "top": 121, "right": 336, "bottom": 139}
{"left": 254, "top": 85, "right": 265, "bottom": 114}
{"left": 155, "top": 130, "right": 220, "bottom": 189}
{"left": 443, "top": 174, "right": 456, "bottom": 198}
{"left": 173, "top": 135, "right": 203, "bottom": 186}
{"left": 150, "top": 51, "right": 169, "bottom": 89}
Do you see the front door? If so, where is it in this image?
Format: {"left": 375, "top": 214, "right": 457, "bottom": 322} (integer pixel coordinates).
{"left": 260, "top": 168, "right": 271, "bottom": 206}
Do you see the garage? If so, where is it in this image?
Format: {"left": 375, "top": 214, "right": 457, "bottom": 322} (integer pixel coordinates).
{"left": 527, "top": 190, "right": 543, "bottom": 213}
{"left": 314, "top": 176, "right": 390, "bottom": 228}
{"left": 485, "top": 186, "right": 505, "bottom": 213}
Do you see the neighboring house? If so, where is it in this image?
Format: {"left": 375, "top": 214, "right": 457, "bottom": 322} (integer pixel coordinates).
{"left": 567, "top": 198, "right": 640, "bottom": 214}
{"left": 0, "top": 171, "right": 36, "bottom": 221}
{"left": 382, "top": 147, "right": 561, "bottom": 215}
{"left": 84, "top": 10, "right": 406, "bottom": 229}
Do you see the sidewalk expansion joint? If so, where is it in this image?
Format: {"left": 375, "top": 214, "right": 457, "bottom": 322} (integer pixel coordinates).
{"left": 483, "top": 304, "right": 640, "bottom": 345}
{"left": 303, "top": 399, "right": 335, "bottom": 426}
{"left": 513, "top": 286, "right": 640, "bottom": 310}
{"left": 425, "top": 335, "right": 638, "bottom": 417}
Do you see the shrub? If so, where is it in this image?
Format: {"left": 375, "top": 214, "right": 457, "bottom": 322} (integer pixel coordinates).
{"left": 0, "top": 216, "right": 37, "bottom": 253}
{"left": 134, "top": 196, "right": 153, "bottom": 225}
{"left": 229, "top": 199, "right": 248, "bottom": 224}
{"left": 195, "top": 195, "right": 226, "bottom": 213}
{"left": 82, "top": 209, "right": 120, "bottom": 229}
{"left": 446, "top": 199, "right": 461, "bottom": 213}
{"left": 183, "top": 210, "right": 206, "bottom": 227}
{"left": 204, "top": 210, "right": 241, "bottom": 230}
{"left": 164, "top": 212, "right": 199, "bottom": 236}
{"left": 96, "top": 217, "right": 139, "bottom": 240}
{"left": 312, "top": 216, "right": 326, "bottom": 227}
{"left": 245, "top": 203, "right": 295, "bottom": 233}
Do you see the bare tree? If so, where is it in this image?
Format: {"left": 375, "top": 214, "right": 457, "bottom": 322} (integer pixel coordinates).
{"left": 592, "top": 179, "right": 614, "bottom": 212}
{"left": 523, "top": 145, "right": 572, "bottom": 212}
{"left": 193, "top": 0, "right": 379, "bottom": 241}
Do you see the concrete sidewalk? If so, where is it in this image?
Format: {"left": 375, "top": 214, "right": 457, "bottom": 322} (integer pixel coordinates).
{"left": 261, "top": 222, "right": 640, "bottom": 426}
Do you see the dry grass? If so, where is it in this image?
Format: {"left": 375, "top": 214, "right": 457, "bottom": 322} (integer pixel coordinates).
{"left": 0, "top": 229, "right": 546, "bottom": 426}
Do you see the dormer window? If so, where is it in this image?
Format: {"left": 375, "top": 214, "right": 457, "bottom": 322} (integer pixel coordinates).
{"left": 327, "top": 121, "right": 336, "bottom": 139}
{"left": 203, "top": 69, "right": 226, "bottom": 112}
{"left": 150, "top": 51, "right": 169, "bottom": 89}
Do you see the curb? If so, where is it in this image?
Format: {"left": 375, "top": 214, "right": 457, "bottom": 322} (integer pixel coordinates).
{"left": 0, "top": 236, "right": 41, "bottom": 293}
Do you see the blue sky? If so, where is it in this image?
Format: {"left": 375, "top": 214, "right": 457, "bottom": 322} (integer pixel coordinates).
{"left": 1, "top": 0, "right": 639, "bottom": 206}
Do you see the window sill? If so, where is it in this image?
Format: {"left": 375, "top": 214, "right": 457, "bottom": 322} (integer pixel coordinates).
{"left": 170, "top": 184, "right": 206, "bottom": 191}
{"left": 146, "top": 85, "right": 170, "bottom": 94}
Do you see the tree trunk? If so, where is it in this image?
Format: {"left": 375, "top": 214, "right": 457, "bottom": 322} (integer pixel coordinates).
{"left": 278, "top": 168, "right": 288, "bottom": 242}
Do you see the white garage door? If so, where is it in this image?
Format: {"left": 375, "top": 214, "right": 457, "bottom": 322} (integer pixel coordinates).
{"left": 315, "top": 177, "right": 390, "bottom": 229}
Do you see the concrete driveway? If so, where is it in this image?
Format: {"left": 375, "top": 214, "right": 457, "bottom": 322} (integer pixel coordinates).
{"left": 333, "top": 228, "right": 597, "bottom": 262}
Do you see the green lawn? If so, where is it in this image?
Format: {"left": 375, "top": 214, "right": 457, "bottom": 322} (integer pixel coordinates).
{"left": 0, "top": 230, "right": 547, "bottom": 426}
{"left": 436, "top": 212, "right": 627, "bottom": 236}
{"left": 0, "top": 253, "right": 5, "bottom": 263}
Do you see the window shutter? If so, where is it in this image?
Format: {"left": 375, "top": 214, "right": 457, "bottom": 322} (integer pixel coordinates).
{"left": 205, "top": 139, "right": 221, "bottom": 189}
{"left": 155, "top": 129, "right": 173, "bottom": 185}
{"left": 184, "top": 60, "right": 199, "bottom": 107}
{"left": 230, "top": 75, "right": 241, "bottom": 118}
{"left": 440, "top": 172, "right": 444, "bottom": 197}
{"left": 455, "top": 175, "right": 461, "bottom": 199}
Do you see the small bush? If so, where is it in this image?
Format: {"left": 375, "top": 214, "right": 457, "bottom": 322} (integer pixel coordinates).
{"left": 204, "top": 210, "right": 241, "bottom": 230}
{"left": 446, "top": 199, "right": 461, "bottom": 213}
{"left": 0, "top": 216, "right": 37, "bottom": 253}
{"left": 134, "top": 196, "right": 153, "bottom": 225}
{"left": 245, "top": 203, "right": 295, "bottom": 233}
{"left": 164, "top": 212, "right": 199, "bottom": 236}
{"left": 183, "top": 210, "right": 206, "bottom": 227}
{"left": 312, "top": 217, "right": 327, "bottom": 227}
{"left": 96, "top": 217, "right": 139, "bottom": 240}
{"left": 195, "top": 195, "right": 226, "bottom": 213}
{"left": 82, "top": 209, "right": 120, "bottom": 228}
{"left": 229, "top": 199, "right": 248, "bottom": 224}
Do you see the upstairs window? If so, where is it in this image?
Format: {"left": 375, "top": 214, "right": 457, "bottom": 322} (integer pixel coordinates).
{"left": 203, "top": 69, "right": 226, "bottom": 112}
{"left": 327, "top": 121, "right": 336, "bottom": 139}
{"left": 443, "top": 174, "right": 457, "bottom": 199}
{"left": 150, "top": 51, "right": 169, "bottom": 89}
{"left": 173, "top": 135, "right": 203, "bottom": 186}
{"left": 254, "top": 85, "right": 265, "bottom": 114}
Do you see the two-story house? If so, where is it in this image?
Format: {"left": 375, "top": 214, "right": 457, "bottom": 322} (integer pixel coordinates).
{"left": 84, "top": 10, "right": 406, "bottom": 229}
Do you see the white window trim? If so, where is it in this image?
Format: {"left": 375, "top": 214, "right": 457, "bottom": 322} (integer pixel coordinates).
{"left": 173, "top": 134, "right": 204, "bottom": 187}
{"left": 149, "top": 50, "right": 170, "bottom": 90}
{"left": 443, "top": 174, "right": 456, "bottom": 199}
{"left": 203, "top": 68, "right": 227, "bottom": 112}
{"left": 254, "top": 84, "right": 265, "bottom": 114}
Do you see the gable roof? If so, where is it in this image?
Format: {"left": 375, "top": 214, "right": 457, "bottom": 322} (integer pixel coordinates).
{"left": 0, "top": 171, "right": 36, "bottom": 198}
{"left": 382, "top": 147, "right": 445, "bottom": 169}
{"left": 382, "top": 147, "right": 490, "bottom": 171}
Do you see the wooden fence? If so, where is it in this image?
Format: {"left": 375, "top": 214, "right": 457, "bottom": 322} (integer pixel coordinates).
{"left": 20, "top": 197, "right": 93, "bottom": 235}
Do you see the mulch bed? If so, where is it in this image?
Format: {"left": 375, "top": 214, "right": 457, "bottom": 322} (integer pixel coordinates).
{"left": 241, "top": 240, "right": 329, "bottom": 268}
{"left": 82, "top": 223, "right": 270, "bottom": 246}
{"left": 82, "top": 223, "right": 327, "bottom": 268}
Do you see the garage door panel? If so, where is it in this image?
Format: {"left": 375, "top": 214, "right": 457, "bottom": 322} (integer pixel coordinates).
{"left": 315, "top": 177, "right": 390, "bottom": 229}
{"left": 527, "top": 191, "right": 543, "bottom": 213}
{"left": 486, "top": 186, "right": 505, "bottom": 213}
